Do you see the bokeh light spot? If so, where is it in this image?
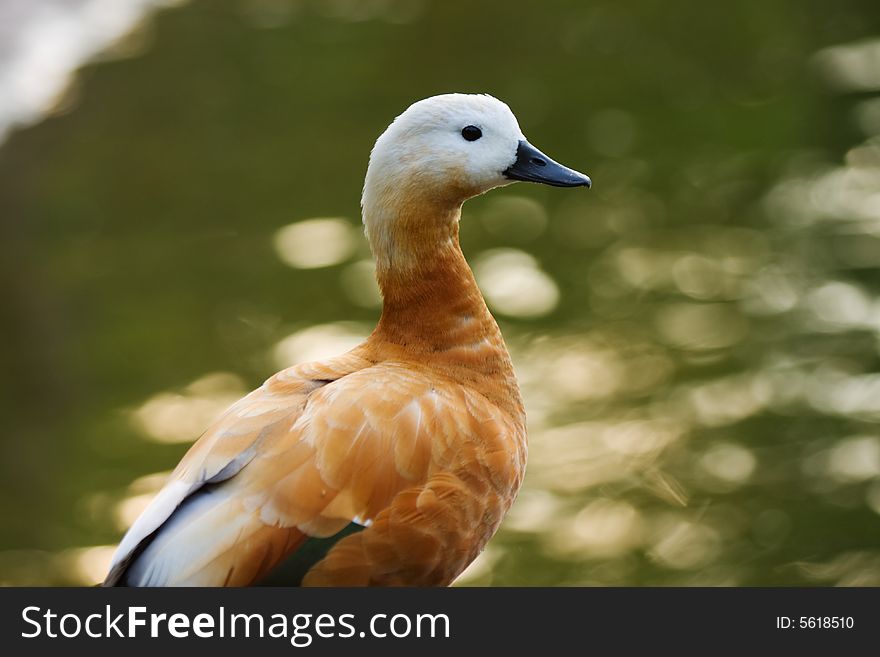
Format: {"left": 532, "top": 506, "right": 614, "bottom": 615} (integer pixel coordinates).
{"left": 273, "top": 217, "right": 357, "bottom": 269}
{"left": 474, "top": 249, "right": 559, "bottom": 317}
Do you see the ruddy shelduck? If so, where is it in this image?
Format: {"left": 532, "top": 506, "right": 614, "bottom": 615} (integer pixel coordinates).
{"left": 104, "top": 93, "right": 591, "bottom": 586}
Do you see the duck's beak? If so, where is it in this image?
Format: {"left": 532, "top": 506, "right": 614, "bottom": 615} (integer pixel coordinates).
{"left": 503, "top": 140, "right": 591, "bottom": 188}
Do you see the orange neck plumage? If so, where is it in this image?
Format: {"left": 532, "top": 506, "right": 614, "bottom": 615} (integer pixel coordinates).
{"left": 363, "top": 201, "right": 523, "bottom": 421}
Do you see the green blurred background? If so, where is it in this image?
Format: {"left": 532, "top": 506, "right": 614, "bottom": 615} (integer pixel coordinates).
{"left": 2, "top": 0, "right": 880, "bottom": 585}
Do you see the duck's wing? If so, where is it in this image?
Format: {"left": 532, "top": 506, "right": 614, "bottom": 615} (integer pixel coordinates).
{"left": 253, "top": 363, "right": 524, "bottom": 586}
{"left": 103, "top": 352, "right": 370, "bottom": 586}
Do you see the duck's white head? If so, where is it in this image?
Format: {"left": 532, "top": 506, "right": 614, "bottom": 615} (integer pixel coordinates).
{"left": 362, "top": 93, "right": 590, "bottom": 269}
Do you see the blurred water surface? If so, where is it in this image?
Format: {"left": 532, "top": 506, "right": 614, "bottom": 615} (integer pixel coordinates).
{"left": 2, "top": 0, "right": 880, "bottom": 585}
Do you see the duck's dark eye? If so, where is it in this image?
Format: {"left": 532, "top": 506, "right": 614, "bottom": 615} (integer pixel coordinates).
{"left": 461, "top": 125, "right": 482, "bottom": 142}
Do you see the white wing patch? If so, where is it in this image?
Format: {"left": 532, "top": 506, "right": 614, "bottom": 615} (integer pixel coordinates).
{"left": 106, "top": 480, "right": 196, "bottom": 581}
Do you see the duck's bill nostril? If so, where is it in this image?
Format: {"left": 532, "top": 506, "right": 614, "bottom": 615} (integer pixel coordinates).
{"left": 504, "top": 140, "right": 591, "bottom": 188}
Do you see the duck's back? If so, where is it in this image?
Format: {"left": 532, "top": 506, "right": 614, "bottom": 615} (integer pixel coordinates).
{"left": 105, "top": 338, "right": 526, "bottom": 586}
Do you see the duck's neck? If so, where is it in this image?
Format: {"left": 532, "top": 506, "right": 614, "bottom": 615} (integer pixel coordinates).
{"left": 363, "top": 200, "right": 520, "bottom": 412}
{"left": 369, "top": 204, "right": 500, "bottom": 352}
